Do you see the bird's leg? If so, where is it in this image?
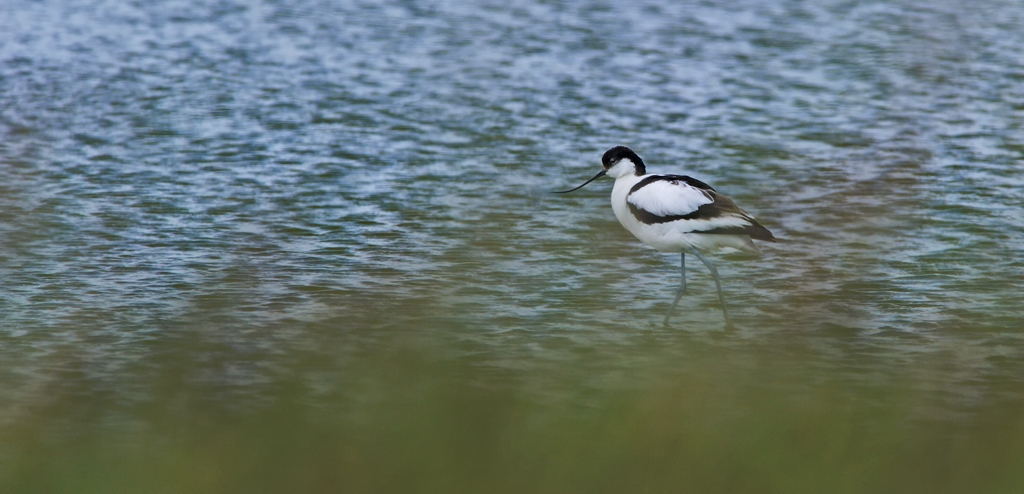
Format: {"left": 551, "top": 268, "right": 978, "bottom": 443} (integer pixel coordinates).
{"left": 663, "top": 253, "right": 686, "bottom": 326}
{"left": 688, "top": 247, "right": 732, "bottom": 328}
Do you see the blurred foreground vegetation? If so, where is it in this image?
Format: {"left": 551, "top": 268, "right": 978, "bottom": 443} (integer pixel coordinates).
{"left": 2, "top": 312, "right": 1023, "bottom": 494}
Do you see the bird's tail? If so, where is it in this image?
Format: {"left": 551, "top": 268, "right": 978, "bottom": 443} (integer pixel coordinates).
{"left": 745, "top": 218, "right": 776, "bottom": 243}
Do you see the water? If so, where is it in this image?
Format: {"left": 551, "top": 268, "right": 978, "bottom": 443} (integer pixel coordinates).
{"left": 2, "top": 0, "right": 1024, "bottom": 491}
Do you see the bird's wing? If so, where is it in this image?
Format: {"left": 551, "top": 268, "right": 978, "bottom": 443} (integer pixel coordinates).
{"left": 626, "top": 175, "right": 776, "bottom": 241}
{"left": 626, "top": 175, "right": 714, "bottom": 218}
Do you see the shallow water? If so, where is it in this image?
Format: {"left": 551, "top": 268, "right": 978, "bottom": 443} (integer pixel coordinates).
{"left": 2, "top": 0, "right": 1024, "bottom": 491}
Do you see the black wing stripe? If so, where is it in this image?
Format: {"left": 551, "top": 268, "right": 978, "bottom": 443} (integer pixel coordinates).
{"left": 628, "top": 202, "right": 727, "bottom": 225}
{"left": 628, "top": 174, "right": 716, "bottom": 195}
{"left": 628, "top": 203, "right": 777, "bottom": 242}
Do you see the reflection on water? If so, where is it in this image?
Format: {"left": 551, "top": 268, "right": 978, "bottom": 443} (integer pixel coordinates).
{"left": 1, "top": 0, "right": 1024, "bottom": 491}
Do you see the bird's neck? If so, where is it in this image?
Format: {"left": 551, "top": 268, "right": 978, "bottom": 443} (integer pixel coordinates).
{"left": 611, "top": 172, "right": 646, "bottom": 197}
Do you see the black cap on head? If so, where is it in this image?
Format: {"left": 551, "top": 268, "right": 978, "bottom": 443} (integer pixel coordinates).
{"left": 602, "top": 146, "right": 645, "bottom": 175}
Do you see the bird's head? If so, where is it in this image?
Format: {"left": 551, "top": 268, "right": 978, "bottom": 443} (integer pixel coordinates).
{"left": 601, "top": 146, "right": 645, "bottom": 178}
{"left": 554, "top": 146, "right": 646, "bottom": 194}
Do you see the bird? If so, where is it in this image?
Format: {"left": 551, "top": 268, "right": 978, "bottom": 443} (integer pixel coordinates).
{"left": 555, "top": 146, "right": 775, "bottom": 327}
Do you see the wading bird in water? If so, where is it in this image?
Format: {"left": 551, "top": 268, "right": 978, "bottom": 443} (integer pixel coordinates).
{"left": 555, "top": 146, "right": 775, "bottom": 327}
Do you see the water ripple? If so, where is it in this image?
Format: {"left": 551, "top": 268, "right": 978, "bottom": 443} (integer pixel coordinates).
{"left": 1, "top": 0, "right": 1023, "bottom": 417}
